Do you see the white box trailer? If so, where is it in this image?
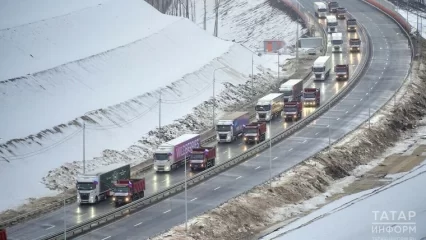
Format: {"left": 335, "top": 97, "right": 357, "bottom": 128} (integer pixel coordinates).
{"left": 313, "top": 56, "right": 332, "bottom": 81}
{"left": 255, "top": 93, "right": 284, "bottom": 122}
{"left": 279, "top": 79, "right": 303, "bottom": 102}
{"left": 326, "top": 15, "right": 338, "bottom": 33}
{"left": 153, "top": 134, "right": 201, "bottom": 172}
{"left": 331, "top": 32, "right": 343, "bottom": 53}
{"left": 314, "top": 2, "right": 327, "bottom": 18}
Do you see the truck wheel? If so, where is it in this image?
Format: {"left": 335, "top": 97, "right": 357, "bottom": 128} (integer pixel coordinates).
{"left": 141, "top": 191, "right": 144, "bottom": 198}
{"left": 114, "top": 202, "right": 119, "bottom": 207}
{"left": 95, "top": 196, "right": 99, "bottom": 204}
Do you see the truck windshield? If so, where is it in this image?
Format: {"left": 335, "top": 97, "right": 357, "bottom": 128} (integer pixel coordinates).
{"left": 304, "top": 93, "right": 316, "bottom": 98}
{"left": 332, "top": 40, "right": 343, "bottom": 45}
{"left": 191, "top": 153, "right": 204, "bottom": 160}
{"left": 216, "top": 125, "right": 231, "bottom": 131}
{"left": 318, "top": 8, "right": 327, "bottom": 12}
{"left": 327, "top": 22, "right": 338, "bottom": 26}
{"left": 244, "top": 128, "right": 258, "bottom": 134}
{"left": 114, "top": 186, "right": 129, "bottom": 193}
{"left": 329, "top": 3, "right": 338, "bottom": 7}
{"left": 155, "top": 153, "right": 169, "bottom": 161}
{"left": 347, "top": 20, "right": 356, "bottom": 25}
{"left": 335, "top": 68, "right": 347, "bottom": 73}
{"left": 77, "top": 182, "right": 95, "bottom": 190}
{"left": 313, "top": 67, "right": 325, "bottom": 72}
{"left": 284, "top": 106, "right": 297, "bottom": 112}
{"left": 256, "top": 105, "right": 271, "bottom": 111}
{"left": 282, "top": 90, "right": 292, "bottom": 96}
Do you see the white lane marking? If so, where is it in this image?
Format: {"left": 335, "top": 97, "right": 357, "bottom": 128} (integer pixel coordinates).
{"left": 236, "top": 176, "right": 242, "bottom": 180}
{"left": 163, "top": 209, "right": 171, "bottom": 214}
{"left": 162, "top": 179, "right": 167, "bottom": 183}
{"left": 336, "top": 118, "right": 340, "bottom": 121}
{"left": 255, "top": 166, "right": 261, "bottom": 170}
{"left": 315, "top": 132, "right": 319, "bottom": 135}
{"left": 288, "top": 148, "right": 293, "bottom": 152}
{"left": 353, "top": 105, "right": 356, "bottom": 107}
{"left": 359, "top": 98, "right": 363, "bottom": 101}
{"left": 134, "top": 222, "right": 143, "bottom": 227}
{"left": 326, "top": 125, "right": 329, "bottom": 128}
{"left": 101, "top": 237, "right": 111, "bottom": 240}
{"left": 345, "top": 111, "right": 348, "bottom": 114}
{"left": 45, "top": 225, "right": 55, "bottom": 230}
{"left": 238, "top": 143, "right": 243, "bottom": 145}
{"left": 214, "top": 186, "right": 221, "bottom": 191}
{"left": 273, "top": 157, "right": 278, "bottom": 161}
{"left": 302, "top": 140, "right": 307, "bottom": 143}
{"left": 223, "top": 150, "right": 228, "bottom": 153}
{"left": 190, "top": 198, "right": 197, "bottom": 202}
{"left": 375, "top": 82, "right": 378, "bottom": 84}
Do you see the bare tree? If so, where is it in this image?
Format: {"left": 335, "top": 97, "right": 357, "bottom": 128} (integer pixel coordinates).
{"left": 213, "top": 0, "right": 221, "bottom": 37}
{"left": 203, "top": 0, "right": 207, "bottom": 30}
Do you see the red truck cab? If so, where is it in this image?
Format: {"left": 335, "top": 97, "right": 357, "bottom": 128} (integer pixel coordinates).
{"left": 189, "top": 147, "right": 216, "bottom": 171}
{"left": 112, "top": 179, "right": 145, "bottom": 207}
{"left": 0, "top": 229, "right": 7, "bottom": 240}
{"left": 284, "top": 101, "right": 303, "bottom": 121}
{"left": 328, "top": 1, "right": 339, "bottom": 13}
{"left": 302, "top": 88, "right": 320, "bottom": 107}
{"left": 335, "top": 64, "right": 349, "bottom": 80}
{"left": 243, "top": 122, "right": 267, "bottom": 144}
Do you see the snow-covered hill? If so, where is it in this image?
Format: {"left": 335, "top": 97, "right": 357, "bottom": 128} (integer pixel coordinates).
{"left": 0, "top": 0, "right": 299, "bottom": 211}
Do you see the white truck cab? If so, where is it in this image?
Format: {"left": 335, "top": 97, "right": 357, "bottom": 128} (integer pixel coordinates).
{"left": 331, "top": 32, "right": 343, "bottom": 53}
{"left": 313, "top": 56, "right": 331, "bottom": 81}
{"left": 255, "top": 93, "right": 284, "bottom": 121}
{"left": 314, "top": 2, "right": 327, "bottom": 18}
{"left": 326, "top": 15, "right": 338, "bottom": 33}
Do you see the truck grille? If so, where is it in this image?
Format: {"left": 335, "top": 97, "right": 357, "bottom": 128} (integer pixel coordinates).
{"left": 157, "top": 166, "right": 165, "bottom": 171}
{"left": 219, "top": 134, "right": 227, "bottom": 140}
{"left": 258, "top": 113, "right": 266, "bottom": 119}
{"left": 80, "top": 193, "right": 90, "bottom": 200}
{"left": 315, "top": 74, "right": 321, "bottom": 79}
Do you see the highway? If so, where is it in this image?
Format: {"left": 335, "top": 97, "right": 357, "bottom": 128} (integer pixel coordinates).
{"left": 7, "top": 0, "right": 410, "bottom": 239}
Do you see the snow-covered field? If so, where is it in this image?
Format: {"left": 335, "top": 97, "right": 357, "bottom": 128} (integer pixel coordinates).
{"left": 0, "top": 0, "right": 299, "bottom": 212}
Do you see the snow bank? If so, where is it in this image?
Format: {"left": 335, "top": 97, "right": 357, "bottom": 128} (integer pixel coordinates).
{"left": 150, "top": 41, "right": 425, "bottom": 240}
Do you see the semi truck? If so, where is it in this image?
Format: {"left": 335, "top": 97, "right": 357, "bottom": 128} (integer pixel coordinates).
{"left": 216, "top": 112, "right": 250, "bottom": 143}
{"left": 189, "top": 147, "right": 216, "bottom": 171}
{"left": 349, "top": 38, "right": 361, "bottom": 52}
{"left": 76, "top": 163, "right": 131, "bottom": 205}
{"left": 243, "top": 122, "right": 267, "bottom": 144}
{"left": 283, "top": 101, "right": 303, "bottom": 121}
{"left": 302, "top": 88, "right": 321, "bottom": 107}
{"left": 313, "top": 56, "right": 332, "bottom": 81}
{"left": 335, "top": 64, "right": 349, "bottom": 80}
{"left": 314, "top": 2, "right": 327, "bottom": 18}
{"left": 331, "top": 32, "right": 343, "bottom": 53}
{"left": 255, "top": 93, "right": 285, "bottom": 122}
{"left": 328, "top": 1, "right": 339, "bottom": 13}
{"left": 112, "top": 178, "right": 145, "bottom": 207}
{"left": 336, "top": 7, "right": 347, "bottom": 19}
{"left": 279, "top": 79, "right": 303, "bottom": 102}
{"left": 153, "top": 133, "right": 201, "bottom": 172}
{"left": 347, "top": 18, "right": 357, "bottom": 32}
{"left": 326, "top": 15, "right": 338, "bottom": 33}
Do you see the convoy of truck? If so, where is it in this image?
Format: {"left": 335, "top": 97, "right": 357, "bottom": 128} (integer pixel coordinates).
{"left": 76, "top": 163, "right": 131, "bottom": 205}
{"left": 302, "top": 88, "right": 321, "bottom": 107}
{"left": 255, "top": 93, "right": 285, "bottom": 121}
{"left": 279, "top": 79, "right": 303, "bottom": 102}
{"left": 313, "top": 56, "right": 332, "bottom": 81}
{"left": 326, "top": 15, "right": 338, "bottom": 33}
{"left": 216, "top": 112, "right": 250, "bottom": 143}
{"left": 328, "top": 1, "right": 339, "bottom": 13}
{"left": 283, "top": 101, "right": 303, "bottom": 121}
{"left": 349, "top": 38, "right": 361, "bottom": 52}
{"left": 189, "top": 147, "right": 216, "bottom": 171}
{"left": 112, "top": 178, "right": 145, "bottom": 207}
{"left": 335, "top": 7, "right": 346, "bottom": 19}
{"left": 153, "top": 134, "right": 201, "bottom": 172}
{"left": 331, "top": 32, "right": 343, "bottom": 53}
{"left": 347, "top": 18, "right": 357, "bottom": 32}
{"left": 335, "top": 64, "right": 350, "bottom": 80}
{"left": 243, "top": 122, "right": 267, "bottom": 144}
{"left": 314, "top": 2, "right": 327, "bottom": 18}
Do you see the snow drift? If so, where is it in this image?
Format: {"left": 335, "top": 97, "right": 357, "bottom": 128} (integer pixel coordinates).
{"left": 0, "top": 0, "right": 299, "bottom": 211}
{"left": 151, "top": 41, "right": 424, "bottom": 240}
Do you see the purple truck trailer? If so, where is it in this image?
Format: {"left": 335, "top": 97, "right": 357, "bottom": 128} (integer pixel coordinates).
{"left": 153, "top": 134, "right": 201, "bottom": 172}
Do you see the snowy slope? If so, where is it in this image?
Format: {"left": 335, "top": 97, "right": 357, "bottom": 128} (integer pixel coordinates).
{"left": 0, "top": 0, "right": 297, "bottom": 211}
{"left": 185, "top": 0, "right": 303, "bottom": 51}
{"left": 397, "top": 8, "right": 426, "bottom": 36}
{"left": 262, "top": 161, "right": 426, "bottom": 240}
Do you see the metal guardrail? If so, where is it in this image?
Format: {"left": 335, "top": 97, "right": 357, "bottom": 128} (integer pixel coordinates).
{"left": 41, "top": 10, "right": 372, "bottom": 240}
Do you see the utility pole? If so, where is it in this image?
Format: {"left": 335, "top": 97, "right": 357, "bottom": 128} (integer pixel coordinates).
{"left": 214, "top": 0, "right": 219, "bottom": 37}
{"left": 252, "top": 54, "right": 254, "bottom": 97}
{"left": 185, "top": 153, "right": 188, "bottom": 236}
{"left": 328, "top": 102, "right": 331, "bottom": 155}
{"left": 277, "top": 52, "right": 280, "bottom": 81}
{"left": 159, "top": 91, "right": 162, "bottom": 133}
{"left": 64, "top": 198, "right": 67, "bottom": 239}
{"left": 83, "top": 122, "right": 86, "bottom": 174}
{"left": 296, "top": 18, "right": 299, "bottom": 70}
{"left": 186, "top": 0, "right": 189, "bottom": 19}
{"left": 269, "top": 127, "right": 272, "bottom": 188}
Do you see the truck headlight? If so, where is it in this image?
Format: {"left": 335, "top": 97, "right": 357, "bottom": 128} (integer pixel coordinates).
{"left": 254, "top": 137, "right": 258, "bottom": 140}
{"left": 154, "top": 165, "right": 158, "bottom": 170}
{"left": 125, "top": 197, "right": 129, "bottom": 202}
{"left": 112, "top": 197, "right": 116, "bottom": 201}
{"left": 344, "top": 75, "right": 347, "bottom": 78}
{"left": 165, "top": 166, "right": 170, "bottom": 171}
{"left": 243, "top": 137, "right": 247, "bottom": 140}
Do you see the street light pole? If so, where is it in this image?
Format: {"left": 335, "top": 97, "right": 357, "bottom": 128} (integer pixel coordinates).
{"left": 184, "top": 153, "right": 188, "bottom": 235}
{"left": 213, "top": 67, "right": 226, "bottom": 127}
{"left": 269, "top": 126, "right": 272, "bottom": 188}
{"left": 328, "top": 102, "right": 331, "bottom": 155}
{"left": 277, "top": 52, "right": 280, "bottom": 81}
{"left": 83, "top": 122, "right": 86, "bottom": 174}
{"left": 159, "top": 91, "right": 162, "bottom": 133}
{"left": 64, "top": 198, "right": 67, "bottom": 239}
{"left": 252, "top": 54, "right": 254, "bottom": 97}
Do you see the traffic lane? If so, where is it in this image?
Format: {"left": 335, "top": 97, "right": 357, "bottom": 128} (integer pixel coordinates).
{"left": 6, "top": 9, "right": 365, "bottom": 240}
